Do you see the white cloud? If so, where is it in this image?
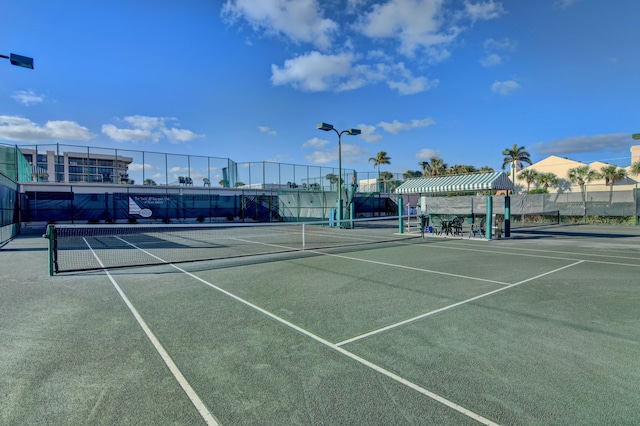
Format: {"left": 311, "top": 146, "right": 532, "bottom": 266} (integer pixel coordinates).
{"left": 0, "top": 115, "right": 95, "bottom": 142}
{"left": 491, "top": 80, "right": 521, "bottom": 95}
{"left": 163, "top": 127, "right": 204, "bottom": 143}
{"left": 271, "top": 51, "right": 354, "bottom": 92}
{"left": 102, "top": 124, "right": 159, "bottom": 142}
{"left": 221, "top": 0, "right": 337, "bottom": 49}
{"left": 357, "top": 0, "right": 503, "bottom": 58}
{"left": 480, "top": 53, "right": 502, "bottom": 67}
{"left": 302, "top": 137, "right": 329, "bottom": 148}
{"left": 357, "top": 124, "right": 382, "bottom": 143}
{"left": 464, "top": 0, "right": 505, "bottom": 22}
{"left": 377, "top": 117, "right": 436, "bottom": 134}
{"left": 416, "top": 148, "right": 441, "bottom": 159}
{"left": 102, "top": 115, "right": 203, "bottom": 143}
{"left": 11, "top": 90, "right": 44, "bottom": 106}
{"left": 358, "top": 0, "right": 461, "bottom": 58}
{"left": 271, "top": 52, "right": 436, "bottom": 94}
{"left": 483, "top": 37, "right": 516, "bottom": 51}
{"left": 128, "top": 163, "right": 157, "bottom": 172}
{"left": 258, "top": 125, "right": 277, "bottom": 136}
{"left": 304, "top": 142, "right": 368, "bottom": 164}
{"left": 553, "top": 0, "right": 583, "bottom": 10}
{"left": 532, "top": 133, "right": 631, "bottom": 156}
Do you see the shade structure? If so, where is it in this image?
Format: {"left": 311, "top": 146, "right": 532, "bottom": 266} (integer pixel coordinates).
{"left": 394, "top": 171, "right": 513, "bottom": 194}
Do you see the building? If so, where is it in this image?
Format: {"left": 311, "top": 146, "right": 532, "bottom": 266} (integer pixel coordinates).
{"left": 20, "top": 148, "right": 133, "bottom": 184}
{"left": 514, "top": 145, "right": 640, "bottom": 193}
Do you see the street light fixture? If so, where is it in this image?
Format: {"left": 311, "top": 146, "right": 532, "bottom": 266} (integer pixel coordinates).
{"left": 0, "top": 53, "right": 34, "bottom": 69}
{"left": 316, "top": 122, "right": 361, "bottom": 226}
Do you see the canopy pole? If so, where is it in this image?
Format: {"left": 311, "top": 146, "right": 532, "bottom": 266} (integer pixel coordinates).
{"left": 485, "top": 195, "right": 493, "bottom": 240}
{"left": 504, "top": 195, "right": 511, "bottom": 237}
{"left": 398, "top": 196, "right": 403, "bottom": 234}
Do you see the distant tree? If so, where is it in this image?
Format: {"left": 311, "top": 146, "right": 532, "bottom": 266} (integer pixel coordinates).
{"left": 599, "top": 165, "right": 628, "bottom": 206}
{"left": 478, "top": 166, "right": 495, "bottom": 173}
{"left": 402, "top": 170, "right": 423, "bottom": 180}
{"left": 631, "top": 161, "right": 640, "bottom": 176}
{"left": 143, "top": 178, "right": 156, "bottom": 186}
{"left": 599, "top": 165, "right": 627, "bottom": 186}
{"left": 517, "top": 168, "right": 539, "bottom": 192}
{"left": 234, "top": 181, "right": 245, "bottom": 188}
{"left": 379, "top": 171, "right": 394, "bottom": 192}
{"left": 501, "top": 144, "right": 532, "bottom": 184}
{"left": 568, "top": 165, "right": 600, "bottom": 220}
{"left": 419, "top": 156, "right": 448, "bottom": 176}
{"left": 567, "top": 165, "right": 600, "bottom": 192}
{"left": 536, "top": 172, "right": 559, "bottom": 190}
{"left": 219, "top": 179, "right": 229, "bottom": 187}
{"left": 369, "top": 151, "right": 391, "bottom": 180}
{"left": 447, "top": 164, "right": 477, "bottom": 175}
{"left": 325, "top": 173, "right": 339, "bottom": 191}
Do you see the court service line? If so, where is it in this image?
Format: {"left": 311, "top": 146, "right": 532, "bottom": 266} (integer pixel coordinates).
{"left": 113, "top": 236, "right": 499, "bottom": 425}
{"left": 337, "top": 260, "right": 585, "bottom": 346}
{"left": 229, "top": 237, "right": 512, "bottom": 287}
{"left": 84, "top": 239, "right": 220, "bottom": 426}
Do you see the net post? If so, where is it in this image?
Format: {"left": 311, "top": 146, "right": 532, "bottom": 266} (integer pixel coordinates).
{"left": 43, "top": 224, "right": 55, "bottom": 276}
{"left": 302, "top": 223, "right": 306, "bottom": 251}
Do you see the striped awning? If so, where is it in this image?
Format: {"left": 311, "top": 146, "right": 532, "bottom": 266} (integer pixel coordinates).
{"left": 394, "top": 172, "right": 513, "bottom": 194}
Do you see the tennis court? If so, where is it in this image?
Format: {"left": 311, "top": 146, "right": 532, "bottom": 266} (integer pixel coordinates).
{"left": 1, "top": 221, "right": 639, "bottom": 425}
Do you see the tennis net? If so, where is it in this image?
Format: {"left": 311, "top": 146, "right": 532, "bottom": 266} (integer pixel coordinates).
{"left": 46, "top": 216, "right": 411, "bottom": 274}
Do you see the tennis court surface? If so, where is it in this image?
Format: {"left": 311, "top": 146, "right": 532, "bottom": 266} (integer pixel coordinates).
{"left": 2, "top": 222, "right": 639, "bottom": 425}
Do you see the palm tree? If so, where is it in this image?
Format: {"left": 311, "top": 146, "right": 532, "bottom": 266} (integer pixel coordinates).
{"left": 447, "top": 164, "right": 477, "bottom": 175}
{"left": 325, "top": 173, "right": 339, "bottom": 191}
{"left": 402, "top": 170, "right": 422, "bottom": 180}
{"left": 379, "top": 171, "right": 394, "bottom": 192}
{"left": 143, "top": 178, "right": 156, "bottom": 186}
{"left": 599, "top": 165, "right": 628, "bottom": 206}
{"left": 535, "top": 172, "right": 559, "bottom": 191}
{"left": 599, "top": 165, "right": 627, "bottom": 186}
{"left": 369, "top": 151, "right": 391, "bottom": 180}
{"left": 517, "top": 168, "right": 539, "bottom": 192}
{"left": 631, "top": 161, "right": 640, "bottom": 176}
{"left": 419, "top": 156, "right": 447, "bottom": 176}
{"left": 501, "top": 144, "right": 533, "bottom": 184}
{"left": 567, "top": 165, "right": 600, "bottom": 220}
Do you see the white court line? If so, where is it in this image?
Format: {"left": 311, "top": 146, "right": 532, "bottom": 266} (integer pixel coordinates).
{"left": 443, "top": 240, "right": 640, "bottom": 262}
{"left": 418, "top": 241, "right": 640, "bottom": 267}
{"left": 112, "top": 236, "right": 499, "bottom": 426}
{"left": 84, "top": 238, "right": 219, "bottom": 426}
{"left": 337, "top": 260, "right": 585, "bottom": 346}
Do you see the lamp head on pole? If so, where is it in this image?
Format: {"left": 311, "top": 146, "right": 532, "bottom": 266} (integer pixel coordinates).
{"left": 345, "top": 129, "right": 361, "bottom": 135}
{"left": 4, "top": 53, "right": 34, "bottom": 69}
{"left": 316, "top": 122, "right": 334, "bottom": 131}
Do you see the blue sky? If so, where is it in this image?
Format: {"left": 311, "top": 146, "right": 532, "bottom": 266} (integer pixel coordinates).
{"left": 2, "top": 0, "right": 639, "bottom": 178}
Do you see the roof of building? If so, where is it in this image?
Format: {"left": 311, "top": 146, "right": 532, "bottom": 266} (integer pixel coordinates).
{"left": 394, "top": 171, "right": 513, "bottom": 194}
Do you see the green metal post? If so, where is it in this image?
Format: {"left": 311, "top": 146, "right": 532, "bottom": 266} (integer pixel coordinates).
{"left": 485, "top": 195, "right": 493, "bottom": 240}
{"left": 504, "top": 196, "right": 511, "bottom": 237}
{"left": 43, "top": 224, "right": 54, "bottom": 276}
{"left": 398, "top": 195, "right": 404, "bottom": 234}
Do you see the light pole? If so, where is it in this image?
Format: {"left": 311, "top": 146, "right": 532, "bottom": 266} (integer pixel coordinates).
{"left": 316, "top": 122, "right": 361, "bottom": 226}
{"left": 0, "top": 53, "right": 34, "bottom": 69}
